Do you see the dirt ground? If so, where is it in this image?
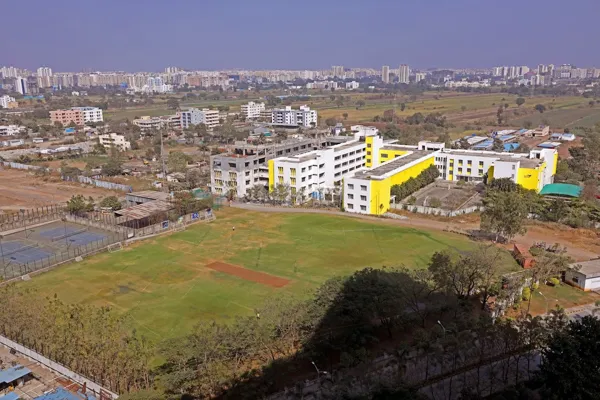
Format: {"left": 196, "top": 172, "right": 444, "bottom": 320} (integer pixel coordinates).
{"left": 205, "top": 261, "right": 291, "bottom": 288}
{"left": 0, "top": 168, "right": 118, "bottom": 211}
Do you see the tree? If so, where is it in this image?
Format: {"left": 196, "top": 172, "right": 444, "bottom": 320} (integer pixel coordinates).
{"left": 101, "top": 157, "right": 123, "bottom": 176}
{"left": 342, "top": 112, "right": 349, "bottom": 120}
{"left": 325, "top": 117, "right": 337, "bottom": 127}
{"left": 185, "top": 168, "right": 204, "bottom": 188}
{"left": 66, "top": 194, "right": 94, "bottom": 214}
{"left": 539, "top": 316, "right": 600, "bottom": 400}
{"left": 166, "top": 98, "right": 180, "bottom": 110}
{"left": 492, "top": 138, "right": 504, "bottom": 152}
{"left": 99, "top": 196, "right": 122, "bottom": 211}
{"left": 356, "top": 99, "right": 366, "bottom": 109}
{"left": 167, "top": 151, "right": 191, "bottom": 173}
{"left": 535, "top": 104, "right": 546, "bottom": 113}
{"left": 400, "top": 103, "right": 406, "bottom": 112}
{"left": 481, "top": 189, "right": 528, "bottom": 241}
{"left": 516, "top": 97, "right": 526, "bottom": 107}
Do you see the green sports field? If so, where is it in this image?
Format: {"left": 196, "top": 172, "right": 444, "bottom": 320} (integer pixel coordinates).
{"left": 22, "top": 208, "right": 518, "bottom": 340}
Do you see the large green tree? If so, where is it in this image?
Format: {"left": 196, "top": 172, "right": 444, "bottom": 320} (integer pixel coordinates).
{"left": 539, "top": 316, "right": 600, "bottom": 400}
{"left": 481, "top": 189, "right": 528, "bottom": 241}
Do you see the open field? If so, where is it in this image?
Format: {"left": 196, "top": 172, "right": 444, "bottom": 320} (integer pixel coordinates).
{"left": 511, "top": 106, "right": 600, "bottom": 129}
{"left": 0, "top": 169, "right": 116, "bottom": 211}
{"left": 21, "top": 207, "right": 519, "bottom": 340}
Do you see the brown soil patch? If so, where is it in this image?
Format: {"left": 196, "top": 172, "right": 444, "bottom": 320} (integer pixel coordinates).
{"left": 206, "top": 261, "right": 290, "bottom": 288}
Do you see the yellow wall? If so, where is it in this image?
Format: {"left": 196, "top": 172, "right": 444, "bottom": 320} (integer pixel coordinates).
{"left": 369, "top": 156, "right": 435, "bottom": 215}
{"left": 517, "top": 161, "right": 545, "bottom": 191}
{"left": 268, "top": 159, "right": 275, "bottom": 191}
{"left": 365, "top": 136, "right": 374, "bottom": 168}
{"left": 486, "top": 166, "right": 494, "bottom": 184}
{"left": 553, "top": 152, "right": 558, "bottom": 175}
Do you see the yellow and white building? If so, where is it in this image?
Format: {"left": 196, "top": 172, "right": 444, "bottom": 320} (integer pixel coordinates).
{"left": 266, "top": 125, "right": 558, "bottom": 215}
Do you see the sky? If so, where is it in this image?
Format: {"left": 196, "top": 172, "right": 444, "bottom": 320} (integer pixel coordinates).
{"left": 1, "top": 0, "right": 599, "bottom": 72}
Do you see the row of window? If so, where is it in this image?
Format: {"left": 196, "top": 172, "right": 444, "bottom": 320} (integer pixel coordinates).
{"left": 347, "top": 184, "right": 368, "bottom": 191}
{"left": 334, "top": 148, "right": 365, "bottom": 161}
{"left": 346, "top": 204, "right": 367, "bottom": 211}
{"left": 335, "top": 157, "right": 363, "bottom": 169}
{"left": 347, "top": 194, "right": 367, "bottom": 201}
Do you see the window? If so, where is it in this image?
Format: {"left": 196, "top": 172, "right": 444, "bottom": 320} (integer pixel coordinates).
{"left": 478, "top": 169, "right": 484, "bottom": 175}
{"left": 348, "top": 184, "right": 354, "bottom": 190}
{"left": 302, "top": 177, "right": 306, "bottom": 182}
{"left": 367, "top": 143, "right": 372, "bottom": 148}
{"left": 290, "top": 168, "right": 296, "bottom": 176}
{"left": 381, "top": 153, "right": 388, "bottom": 158}
{"left": 347, "top": 203, "right": 354, "bottom": 210}
{"left": 335, "top": 164, "right": 341, "bottom": 169}
{"left": 458, "top": 168, "right": 463, "bottom": 173}
{"left": 291, "top": 187, "right": 296, "bottom": 195}
{"left": 360, "top": 185, "right": 367, "bottom": 191}
{"left": 301, "top": 167, "right": 306, "bottom": 173}
{"left": 246, "top": 180, "right": 250, "bottom": 185}
{"left": 335, "top": 156, "right": 341, "bottom": 160}
{"left": 360, "top": 195, "right": 367, "bottom": 201}
{"left": 467, "top": 168, "right": 471, "bottom": 173}
{"left": 278, "top": 176, "right": 283, "bottom": 184}
{"left": 479, "top": 161, "right": 484, "bottom": 167}
{"left": 291, "top": 178, "right": 296, "bottom": 185}
{"left": 512, "top": 165, "right": 516, "bottom": 170}
{"left": 367, "top": 151, "right": 371, "bottom": 155}
{"left": 467, "top": 161, "right": 472, "bottom": 166}
{"left": 366, "top": 158, "right": 371, "bottom": 164}
{"left": 277, "top": 167, "right": 283, "bottom": 174}
{"left": 360, "top": 205, "right": 367, "bottom": 211}
{"left": 348, "top": 193, "right": 354, "bottom": 199}
{"left": 458, "top": 160, "right": 463, "bottom": 165}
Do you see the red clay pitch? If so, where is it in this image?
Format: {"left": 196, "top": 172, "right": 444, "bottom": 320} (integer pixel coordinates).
{"left": 205, "top": 261, "right": 291, "bottom": 288}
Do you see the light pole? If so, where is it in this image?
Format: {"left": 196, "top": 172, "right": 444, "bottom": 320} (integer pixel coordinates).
{"left": 437, "top": 320, "right": 447, "bottom": 335}
{"left": 538, "top": 291, "right": 549, "bottom": 314}
{"left": 311, "top": 361, "right": 328, "bottom": 381}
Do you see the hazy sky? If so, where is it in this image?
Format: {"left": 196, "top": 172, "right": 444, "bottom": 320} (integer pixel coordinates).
{"left": 2, "top": 0, "right": 599, "bottom": 72}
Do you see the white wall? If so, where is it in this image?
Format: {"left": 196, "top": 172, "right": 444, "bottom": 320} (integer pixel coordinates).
{"left": 344, "top": 176, "right": 371, "bottom": 214}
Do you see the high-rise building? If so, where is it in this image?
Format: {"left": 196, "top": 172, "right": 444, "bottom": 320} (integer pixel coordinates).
{"left": 14, "top": 77, "right": 27, "bottom": 95}
{"left": 164, "top": 66, "right": 180, "bottom": 74}
{"left": 537, "top": 64, "right": 548, "bottom": 74}
{"left": 518, "top": 66, "right": 530, "bottom": 76}
{"left": 240, "top": 102, "right": 266, "bottom": 119}
{"left": 331, "top": 66, "right": 345, "bottom": 77}
{"left": 381, "top": 66, "right": 390, "bottom": 83}
{"left": 508, "top": 66, "right": 517, "bottom": 79}
{"left": 0, "top": 66, "right": 19, "bottom": 79}
{"left": 492, "top": 67, "right": 504, "bottom": 77}
{"left": 414, "top": 72, "right": 426, "bottom": 83}
{"left": 37, "top": 66, "right": 53, "bottom": 77}
{"left": 398, "top": 64, "right": 410, "bottom": 84}
{"left": 0, "top": 95, "right": 16, "bottom": 109}
{"left": 271, "top": 105, "right": 318, "bottom": 127}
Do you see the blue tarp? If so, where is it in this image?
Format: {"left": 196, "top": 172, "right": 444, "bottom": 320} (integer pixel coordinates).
{"left": 34, "top": 388, "right": 95, "bottom": 400}
{"left": 0, "top": 365, "right": 31, "bottom": 384}
{"left": 504, "top": 143, "right": 520, "bottom": 151}
{"left": 0, "top": 392, "right": 21, "bottom": 400}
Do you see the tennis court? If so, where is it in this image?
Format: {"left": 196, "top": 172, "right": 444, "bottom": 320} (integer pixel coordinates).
{"left": 0, "top": 220, "right": 122, "bottom": 280}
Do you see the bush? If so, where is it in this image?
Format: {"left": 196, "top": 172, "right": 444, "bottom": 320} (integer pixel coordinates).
{"left": 522, "top": 287, "right": 531, "bottom": 301}
{"left": 391, "top": 165, "right": 439, "bottom": 201}
{"left": 532, "top": 282, "right": 539, "bottom": 290}
{"left": 549, "top": 277, "right": 560, "bottom": 286}
{"left": 429, "top": 197, "right": 442, "bottom": 208}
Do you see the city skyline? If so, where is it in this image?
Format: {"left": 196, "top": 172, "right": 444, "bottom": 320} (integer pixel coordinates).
{"left": 1, "top": 0, "right": 599, "bottom": 72}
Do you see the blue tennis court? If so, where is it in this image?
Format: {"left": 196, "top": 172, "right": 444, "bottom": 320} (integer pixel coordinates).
{"left": 1, "top": 241, "right": 52, "bottom": 264}
{"left": 39, "top": 226, "right": 82, "bottom": 239}
{"left": 66, "top": 232, "right": 107, "bottom": 246}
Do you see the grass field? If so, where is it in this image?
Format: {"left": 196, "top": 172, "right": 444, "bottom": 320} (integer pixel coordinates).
{"left": 21, "top": 208, "right": 519, "bottom": 340}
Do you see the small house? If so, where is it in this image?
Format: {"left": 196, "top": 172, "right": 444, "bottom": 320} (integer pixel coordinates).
{"left": 0, "top": 365, "right": 32, "bottom": 392}
{"left": 565, "top": 259, "right": 600, "bottom": 291}
{"left": 513, "top": 244, "right": 535, "bottom": 269}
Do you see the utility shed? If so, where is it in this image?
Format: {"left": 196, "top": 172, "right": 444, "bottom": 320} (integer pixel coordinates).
{"left": 539, "top": 183, "right": 582, "bottom": 198}
{"left": 565, "top": 259, "right": 600, "bottom": 291}
{"left": 33, "top": 387, "right": 97, "bottom": 399}
{"left": 0, "top": 365, "right": 32, "bottom": 390}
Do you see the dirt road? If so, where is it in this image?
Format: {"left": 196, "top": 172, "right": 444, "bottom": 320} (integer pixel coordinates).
{"left": 232, "top": 203, "right": 600, "bottom": 261}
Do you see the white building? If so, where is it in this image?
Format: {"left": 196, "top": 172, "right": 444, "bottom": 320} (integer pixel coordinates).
{"left": 177, "top": 108, "right": 220, "bottom": 130}
{"left": 240, "top": 102, "right": 266, "bottom": 119}
{"left": 398, "top": 64, "right": 410, "bottom": 84}
{"left": 98, "top": 133, "right": 131, "bottom": 151}
{"left": 71, "top": 107, "right": 103, "bottom": 123}
{"left": 0, "top": 125, "right": 25, "bottom": 136}
{"left": 133, "top": 116, "right": 168, "bottom": 132}
{"left": 1, "top": 138, "right": 25, "bottom": 147}
{"left": 272, "top": 105, "right": 317, "bottom": 127}
{"left": 565, "top": 259, "right": 600, "bottom": 291}
{"left": 0, "top": 95, "right": 16, "bottom": 109}
{"left": 14, "top": 77, "right": 27, "bottom": 95}
{"left": 414, "top": 72, "right": 427, "bottom": 83}
{"left": 345, "top": 81, "right": 360, "bottom": 90}
{"left": 381, "top": 66, "right": 390, "bottom": 83}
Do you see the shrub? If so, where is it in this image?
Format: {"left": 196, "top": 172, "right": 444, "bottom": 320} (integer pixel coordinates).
{"left": 390, "top": 165, "right": 439, "bottom": 201}
{"left": 532, "top": 282, "right": 539, "bottom": 290}
{"left": 522, "top": 287, "right": 531, "bottom": 301}
{"left": 549, "top": 277, "right": 560, "bottom": 286}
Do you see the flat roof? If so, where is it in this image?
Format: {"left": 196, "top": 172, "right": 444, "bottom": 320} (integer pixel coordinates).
{"left": 381, "top": 145, "right": 414, "bottom": 151}
{"left": 33, "top": 388, "right": 96, "bottom": 400}
{"left": 332, "top": 140, "right": 362, "bottom": 152}
{"left": 127, "top": 191, "right": 170, "bottom": 201}
{"left": 114, "top": 200, "right": 173, "bottom": 220}
{"left": 570, "top": 259, "right": 600, "bottom": 279}
{"left": 0, "top": 365, "right": 31, "bottom": 384}
{"left": 0, "top": 392, "right": 20, "bottom": 400}
{"left": 353, "top": 150, "right": 433, "bottom": 179}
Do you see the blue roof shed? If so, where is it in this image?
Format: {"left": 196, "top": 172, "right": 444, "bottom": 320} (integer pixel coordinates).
{"left": 0, "top": 392, "right": 21, "bottom": 400}
{"left": 34, "top": 388, "right": 96, "bottom": 400}
{"left": 0, "top": 365, "right": 31, "bottom": 385}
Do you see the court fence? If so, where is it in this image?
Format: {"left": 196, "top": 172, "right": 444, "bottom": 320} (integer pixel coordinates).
{"left": 0, "top": 205, "right": 65, "bottom": 233}
{"left": 1, "top": 233, "right": 122, "bottom": 281}
{"left": 62, "top": 175, "right": 133, "bottom": 193}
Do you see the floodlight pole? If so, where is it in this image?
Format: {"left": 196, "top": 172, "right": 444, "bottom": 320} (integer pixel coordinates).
{"left": 20, "top": 209, "right": 29, "bottom": 238}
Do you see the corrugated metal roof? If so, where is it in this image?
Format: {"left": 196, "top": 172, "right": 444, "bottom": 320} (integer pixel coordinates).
{"left": 126, "top": 191, "right": 170, "bottom": 201}
{"left": 0, "top": 365, "right": 31, "bottom": 384}
{"left": 114, "top": 200, "right": 173, "bottom": 220}
{"left": 33, "top": 388, "right": 95, "bottom": 400}
{"left": 0, "top": 392, "right": 21, "bottom": 400}
{"left": 540, "top": 183, "right": 582, "bottom": 198}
